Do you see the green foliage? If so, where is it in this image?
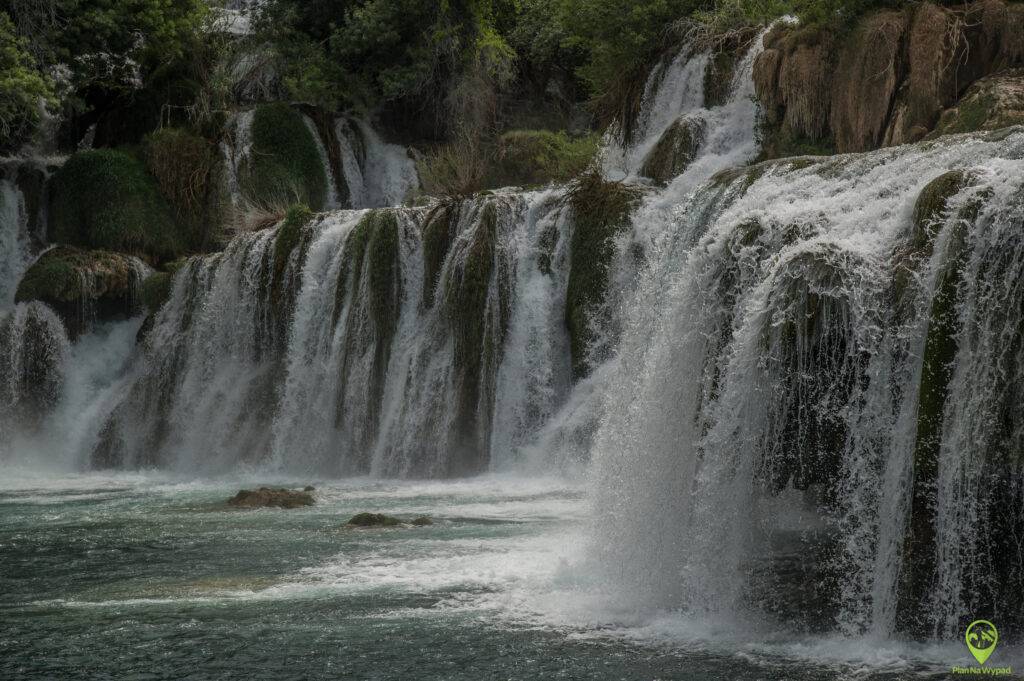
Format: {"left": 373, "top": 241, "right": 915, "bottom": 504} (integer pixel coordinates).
{"left": 556, "top": 0, "right": 695, "bottom": 95}
{"left": 243, "top": 103, "right": 328, "bottom": 211}
{"left": 49, "top": 149, "right": 184, "bottom": 262}
{"left": 274, "top": 204, "right": 314, "bottom": 279}
{"left": 0, "top": 11, "right": 54, "bottom": 153}
{"left": 257, "top": 0, "right": 502, "bottom": 112}
{"left": 144, "top": 127, "right": 223, "bottom": 251}
{"left": 6, "top": 0, "right": 208, "bottom": 98}
{"left": 492, "top": 130, "right": 598, "bottom": 187}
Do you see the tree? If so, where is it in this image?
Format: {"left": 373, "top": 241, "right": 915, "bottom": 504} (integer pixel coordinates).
{"left": 0, "top": 11, "right": 53, "bottom": 153}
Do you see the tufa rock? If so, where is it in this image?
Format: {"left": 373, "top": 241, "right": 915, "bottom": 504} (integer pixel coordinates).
{"left": 639, "top": 115, "right": 706, "bottom": 183}
{"left": 227, "top": 487, "right": 315, "bottom": 509}
{"left": 15, "top": 246, "right": 149, "bottom": 339}
{"left": 346, "top": 512, "right": 402, "bottom": 527}
{"left": 927, "top": 69, "right": 1024, "bottom": 137}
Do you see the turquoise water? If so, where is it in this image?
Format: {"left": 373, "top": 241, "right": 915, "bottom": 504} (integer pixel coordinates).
{"left": 0, "top": 475, "right": 1009, "bottom": 680}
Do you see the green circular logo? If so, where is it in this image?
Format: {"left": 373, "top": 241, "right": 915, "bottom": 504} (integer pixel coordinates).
{"left": 965, "top": 620, "right": 999, "bottom": 665}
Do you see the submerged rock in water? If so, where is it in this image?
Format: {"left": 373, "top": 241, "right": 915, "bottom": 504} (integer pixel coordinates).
{"left": 411, "top": 516, "right": 433, "bottom": 526}
{"left": 227, "top": 487, "right": 315, "bottom": 509}
{"left": 346, "top": 512, "right": 402, "bottom": 527}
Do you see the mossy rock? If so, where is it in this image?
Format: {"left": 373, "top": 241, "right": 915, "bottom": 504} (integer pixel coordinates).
{"left": 140, "top": 257, "right": 191, "bottom": 315}
{"left": 897, "top": 197, "right": 979, "bottom": 637}
{"left": 421, "top": 202, "right": 460, "bottom": 308}
{"left": 565, "top": 172, "right": 641, "bottom": 380}
{"left": 140, "top": 272, "right": 172, "bottom": 314}
{"left": 491, "top": 130, "right": 598, "bottom": 188}
{"left": 227, "top": 487, "right": 315, "bottom": 509}
{"left": 928, "top": 69, "right": 1024, "bottom": 138}
{"left": 704, "top": 50, "right": 738, "bottom": 108}
{"left": 15, "top": 246, "right": 147, "bottom": 338}
{"left": 346, "top": 512, "right": 402, "bottom": 527}
{"left": 48, "top": 150, "right": 184, "bottom": 263}
{"left": 144, "top": 127, "right": 227, "bottom": 252}
{"left": 241, "top": 103, "right": 328, "bottom": 211}
{"left": 639, "top": 115, "right": 706, "bottom": 183}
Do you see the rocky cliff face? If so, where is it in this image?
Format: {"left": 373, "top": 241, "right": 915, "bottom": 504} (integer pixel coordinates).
{"left": 754, "top": 0, "right": 1024, "bottom": 155}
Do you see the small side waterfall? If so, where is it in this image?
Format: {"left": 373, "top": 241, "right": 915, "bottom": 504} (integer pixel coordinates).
{"left": 336, "top": 117, "right": 420, "bottom": 208}
{"left": 0, "top": 179, "right": 31, "bottom": 306}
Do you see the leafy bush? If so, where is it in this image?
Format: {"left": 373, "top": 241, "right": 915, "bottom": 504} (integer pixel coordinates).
{"left": 49, "top": 149, "right": 184, "bottom": 262}
{"left": 0, "top": 12, "right": 53, "bottom": 153}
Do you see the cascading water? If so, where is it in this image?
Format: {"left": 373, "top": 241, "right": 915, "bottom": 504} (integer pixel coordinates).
{"left": 335, "top": 116, "right": 420, "bottom": 208}
{"left": 0, "top": 179, "right": 31, "bottom": 306}
{"left": 90, "top": 190, "right": 574, "bottom": 477}
{"left": 589, "top": 129, "right": 1024, "bottom": 641}
{"left": 3, "top": 19, "right": 1023, "bottom": 658}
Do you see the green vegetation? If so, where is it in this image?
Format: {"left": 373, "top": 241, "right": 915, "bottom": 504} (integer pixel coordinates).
{"left": 492, "top": 130, "right": 599, "bottom": 187}
{"left": 15, "top": 246, "right": 138, "bottom": 305}
{"left": 144, "top": 128, "right": 225, "bottom": 252}
{"left": 4, "top": 0, "right": 208, "bottom": 145}
{"left": 243, "top": 103, "right": 328, "bottom": 211}
{"left": 565, "top": 171, "right": 641, "bottom": 380}
{"left": 0, "top": 12, "right": 54, "bottom": 153}
{"left": 49, "top": 149, "right": 184, "bottom": 262}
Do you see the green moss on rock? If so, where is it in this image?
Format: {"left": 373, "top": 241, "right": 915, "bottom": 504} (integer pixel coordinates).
{"left": 243, "top": 103, "right": 328, "bottom": 211}
{"left": 897, "top": 202, "right": 975, "bottom": 637}
{"left": 15, "top": 246, "right": 145, "bottom": 338}
{"left": 140, "top": 272, "right": 172, "bottom": 313}
{"left": 565, "top": 172, "right": 641, "bottom": 380}
{"left": 640, "top": 115, "right": 706, "bottom": 183}
{"left": 421, "top": 202, "right": 460, "bottom": 308}
{"left": 928, "top": 69, "right": 1024, "bottom": 138}
{"left": 49, "top": 149, "right": 183, "bottom": 262}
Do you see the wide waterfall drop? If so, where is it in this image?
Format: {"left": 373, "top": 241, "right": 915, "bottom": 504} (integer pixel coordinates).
{"left": 5, "top": 7, "right": 1024, "bottom": 676}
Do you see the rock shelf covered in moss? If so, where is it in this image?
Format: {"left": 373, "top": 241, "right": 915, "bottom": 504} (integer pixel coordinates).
{"left": 15, "top": 246, "right": 149, "bottom": 338}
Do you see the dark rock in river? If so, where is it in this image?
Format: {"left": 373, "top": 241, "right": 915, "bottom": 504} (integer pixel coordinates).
{"left": 227, "top": 487, "right": 315, "bottom": 509}
{"left": 411, "top": 516, "right": 434, "bottom": 526}
{"left": 346, "top": 512, "right": 403, "bottom": 527}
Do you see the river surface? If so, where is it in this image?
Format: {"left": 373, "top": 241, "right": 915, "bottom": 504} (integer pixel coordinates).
{"left": 1, "top": 473, "right": 1010, "bottom": 680}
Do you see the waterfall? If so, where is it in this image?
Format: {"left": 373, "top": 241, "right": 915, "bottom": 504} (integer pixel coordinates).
{"left": 0, "top": 179, "right": 31, "bottom": 307}
{"left": 589, "top": 129, "right": 1024, "bottom": 638}
{"left": 220, "top": 108, "right": 255, "bottom": 212}
{"left": 89, "top": 190, "right": 573, "bottom": 476}
{"left": 303, "top": 114, "right": 342, "bottom": 210}
{"left": 335, "top": 117, "right": 419, "bottom": 208}
{"left": 2, "top": 19, "right": 1023, "bottom": 646}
